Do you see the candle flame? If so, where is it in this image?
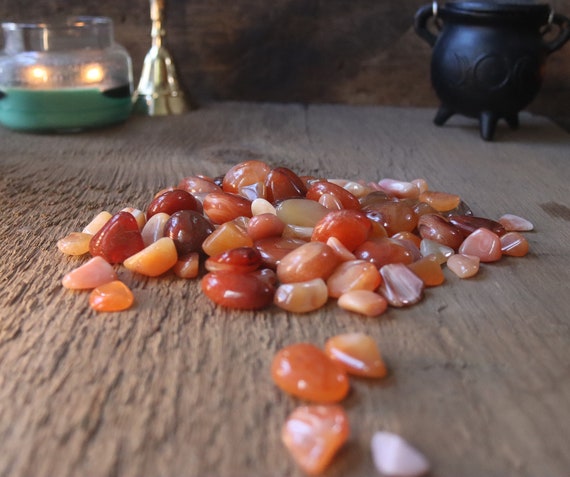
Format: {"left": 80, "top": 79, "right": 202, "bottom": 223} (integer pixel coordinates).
{"left": 83, "top": 65, "right": 104, "bottom": 83}
{"left": 29, "top": 66, "right": 49, "bottom": 83}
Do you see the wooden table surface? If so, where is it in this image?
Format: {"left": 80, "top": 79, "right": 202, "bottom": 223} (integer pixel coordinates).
{"left": 0, "top": 103, "right": 569, "bottom": 477}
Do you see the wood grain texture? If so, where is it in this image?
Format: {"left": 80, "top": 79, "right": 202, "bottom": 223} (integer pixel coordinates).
{"left": 0, "top": 0, "right": 569, "bottom": 129}
{"left": 0, "top": 103, "right": 569, "bottom": 477}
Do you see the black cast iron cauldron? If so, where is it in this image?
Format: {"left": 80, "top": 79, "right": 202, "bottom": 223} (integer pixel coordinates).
{"left": 414, "top": 2, "right": 570, "bottom": 140}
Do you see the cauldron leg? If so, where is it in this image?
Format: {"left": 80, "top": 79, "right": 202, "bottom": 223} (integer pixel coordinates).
{"left": 479, "top": 111, "right": 498, "bottom": 141}
{"left": 434, "top": 105, "right": 454, "bottom": 126}
{"left": 505, "top": 113, "right": 519, "bottom": 130}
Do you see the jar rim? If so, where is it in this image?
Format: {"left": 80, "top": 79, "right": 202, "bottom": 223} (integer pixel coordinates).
{"left": 2, "top": 16, "right": 112, "bottom": 32}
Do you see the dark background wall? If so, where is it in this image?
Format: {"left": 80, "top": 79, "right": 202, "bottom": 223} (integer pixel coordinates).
{"left": 1, "top": 0, "right": 569, "bottom": 128}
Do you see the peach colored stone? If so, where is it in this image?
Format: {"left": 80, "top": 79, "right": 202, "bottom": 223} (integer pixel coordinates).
{"left": 500, "top": 232, "right": 530, "bottom": 257}
{"left": 325, "top": 332, "right": 387, "bottom": 378}
{"left": 337, "top": 290, "right": 388, "bottom": 317}
{"left": 447, "top": 254, "right": 480, "bottom": 278}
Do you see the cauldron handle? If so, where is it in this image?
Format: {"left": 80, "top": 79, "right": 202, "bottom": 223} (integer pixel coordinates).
{"left": 543, "top": 12, "right": 570, "bottom": 54}
{"left": 414, "top": 2, "right": 440, "bottom": 47}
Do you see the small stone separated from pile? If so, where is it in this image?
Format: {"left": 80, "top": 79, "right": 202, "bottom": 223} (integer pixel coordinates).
{"left": 273, "top": 333, "right": 387, "bottom": 474}
{"left": 57, "top": 159, "right": 533, "bottom": 313}
{"left": 371, "top": 431, "right": 430, "bottom": 477}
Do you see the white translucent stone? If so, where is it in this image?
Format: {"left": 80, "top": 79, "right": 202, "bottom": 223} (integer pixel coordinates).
{"left": 251, "top": 198, "right": 276, "bottom": 216}
{"left": 371, "top": 431, "right": 430, "bottom": 477}
{"left": 420, "top": 239, "right": 454, "bottom": 264}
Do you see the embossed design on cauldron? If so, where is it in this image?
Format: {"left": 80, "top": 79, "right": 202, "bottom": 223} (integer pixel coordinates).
{"left": 415, "top": 2, "right": 570, "bottom": 140}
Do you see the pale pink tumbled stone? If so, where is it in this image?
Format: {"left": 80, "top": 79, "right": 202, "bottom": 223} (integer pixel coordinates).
{"left": 498, "top": 213, "right": 534, "bottom": 232}
{"left": 378, "top": 179, "right": 419, "bottom": 199}
{"left": 62, "top": 256, "right": 117, "bottom": 290}
{"left": 458, "top": 228, "right": 502, "bottom": 262}
{"left": 379, "top": 263, "right": 424, "bottom": 307}
{"left": 447, "top": 253, "right": 480, "bottom": 278}
{"left": 371, "top": 431, "right": 430, "bottom": 477}
{"left": 337, "top": 290, "right": 388, "bottom": 317}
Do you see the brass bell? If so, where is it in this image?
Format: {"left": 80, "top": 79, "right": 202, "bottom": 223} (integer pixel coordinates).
{"left": 133, "top": 0, "right": 191, "bottom": 115}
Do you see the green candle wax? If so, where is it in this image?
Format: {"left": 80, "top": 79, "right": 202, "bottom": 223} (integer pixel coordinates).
{"left": 0, "top": 86, "right": 132, "bottom": 132}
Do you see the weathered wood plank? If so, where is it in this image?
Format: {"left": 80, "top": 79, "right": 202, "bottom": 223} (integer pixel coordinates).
{"left": 0, "top": 103, "right": 569, "bottom": 477}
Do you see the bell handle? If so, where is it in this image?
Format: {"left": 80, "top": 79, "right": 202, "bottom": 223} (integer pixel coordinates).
{"left": 150, "top": 0, "right": 166, "bottom": 47}
{"left": 543, "top": 12, "right": 570, "bottom": 54}
{"left": 414, "top": 3, "right": 440, "bottom": 47}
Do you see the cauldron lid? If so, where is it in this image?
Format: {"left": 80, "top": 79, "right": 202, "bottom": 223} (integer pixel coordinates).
{"left": 444, "top": 1, "right": 551, "bottom": 16}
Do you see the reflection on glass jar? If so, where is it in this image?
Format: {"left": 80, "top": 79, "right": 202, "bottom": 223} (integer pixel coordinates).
{"left": 0, "top": 16, "right": 133, "bottom": 132}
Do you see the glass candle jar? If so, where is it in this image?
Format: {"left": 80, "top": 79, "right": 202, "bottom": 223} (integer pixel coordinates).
{"left": 0, "top": 16, "right": 133, "bottom": 132}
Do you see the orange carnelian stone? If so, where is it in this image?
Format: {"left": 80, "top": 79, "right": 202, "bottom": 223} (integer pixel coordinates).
{"left": 325, "top": 333, "right": 387, "bottom": 378}
{"left": 500, "top": 232, "right": 529, "bottom": 257}
{"left": 419, "top": 190, "right": 461, "bottom": 212}
{"left": 222, "top": 160, "right": 271, "bottom": 194}
{"left": 89, "top": 280, "right": 134, "bottom": 312}
{"left": 311, "top": 209, "right": 372, "bottom": 252}
{"left": 271, "top": 343, "right": 350, "bottom": 403}
{"left": 282, "top": 405, "right": 350, "bottom": 475}
{"left": 202, "top": 220, "right": 253, "bottom": 256}
{"left": 276, "top": 241, "right": 341, "bottom": 284}
{"left": 123, "top": 237, "right": 178, "bottom": 277}
{"left": 391, "top": 231, "right": 422, "bottom": 248}
{"left": 306, "top": 181, "right": 361, "bottom": 210}
{"left": 364, "top": 200, "right": 418, "bottom": 236}
{"left": 353, "top": 237, "right": 415, "bottom": 269}
{"left": 202, "top": 191, "right": 252, "bottom": 224}
{"left": 201, "top": 270, "right": 275, "bottom": 310}
{"left": 173, "top": 253, "right": 200, "bottom": 278}
{"left": 407, "top": 254, "right": 445, "bottom": 287}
